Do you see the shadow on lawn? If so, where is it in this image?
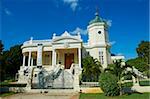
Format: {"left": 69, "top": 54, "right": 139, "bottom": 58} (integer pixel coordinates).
{"left": 122, "top": 87, "right": 143, "bottom": 95}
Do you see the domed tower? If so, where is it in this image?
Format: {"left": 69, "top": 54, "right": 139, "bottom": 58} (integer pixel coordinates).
{"left": 87, "top": 11, "right": 111, "bottom": 68}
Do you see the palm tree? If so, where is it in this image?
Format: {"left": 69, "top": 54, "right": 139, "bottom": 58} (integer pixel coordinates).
{"left": 82, "top": 55, "right": 102, "bottom": 82}
{"left": 104, "top": 59, "right": 132, "bottom": 95}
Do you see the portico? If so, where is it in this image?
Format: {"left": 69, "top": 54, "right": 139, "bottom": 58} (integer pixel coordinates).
{"left": 17, "top": 31, "right": 82, "bottom": 91}
{"left": 22, "top": 48, "right": 81, "bottom": 69}
{"left": 21, "top": 31, "right": 82, "bottom": 70}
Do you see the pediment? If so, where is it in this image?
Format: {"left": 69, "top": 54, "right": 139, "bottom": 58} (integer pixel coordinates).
{"left": 52, "top": 31, "right": 82, "bottom": 44}
{"left": 52, "top": 37, "right": 81, "bottom": 43}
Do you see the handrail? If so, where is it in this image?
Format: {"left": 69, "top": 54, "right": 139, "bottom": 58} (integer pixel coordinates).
{"left": 132, "top": 67, "right": 148, "bottom": 79}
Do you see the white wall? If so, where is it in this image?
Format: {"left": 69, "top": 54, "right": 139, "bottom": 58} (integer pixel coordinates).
{"left": 88, "top": 23, "right": 107, "bottom": 46}
{"left": 86, "top": 47, "right": 108, "bottom": 69}
{"left": 111, "top": 55, "right": 125, "bottom": 65}
{"left": 87, "top": 22, "right": 109, "bottom": 69}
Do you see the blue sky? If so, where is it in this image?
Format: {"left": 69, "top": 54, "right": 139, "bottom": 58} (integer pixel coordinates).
{"left": 1, "top": 0, "right": 149, "bottom": 60}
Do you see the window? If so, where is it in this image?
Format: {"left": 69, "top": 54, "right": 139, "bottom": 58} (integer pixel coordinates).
{"left": 99, "top": 51, "right": 104, "bottom": 64}
{"left": 44, "top": 54, "right": 50, "bottom": 65}
{"left": 35, "top": 74, "right": 37, "bottom": 77}
{"left": 33, "top": 59, "right": 37, "bottom": 66}
{"left": 98, "top": 31, "right": 101, "bottom": 34}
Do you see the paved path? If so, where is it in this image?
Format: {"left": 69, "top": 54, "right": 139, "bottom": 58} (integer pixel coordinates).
{"left": 1, "top": 93, "right": 79, "bottom": 99}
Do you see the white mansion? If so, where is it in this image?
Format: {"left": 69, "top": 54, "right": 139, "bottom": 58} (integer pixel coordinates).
{"left": 17, "top": 12, "right": 124, "bottom": 91}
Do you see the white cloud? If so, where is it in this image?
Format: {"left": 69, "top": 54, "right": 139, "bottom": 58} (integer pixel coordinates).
{"left": 63, "top": 0, "right": 79, "bottom": 11}
{"left": 117, "top": 53, "right": 123, "bottom": 56}
{"left": 106, "top": 20, "right": 112, "bottom": 27}
{"left": 110, "top": 41, "right": 116, "bottom": 45}
{"left": 70, "top": 27, "right": 87, "bottom": 35}
{"left": 4, "top": 8, "right": 12, "bottom": 16}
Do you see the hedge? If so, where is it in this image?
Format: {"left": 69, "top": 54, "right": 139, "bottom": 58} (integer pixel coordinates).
{"left": 139, "top": 80, "right": 150, "bottom": 86}
{"left": 0, "top": 83, "right": 26, "bottom": 87}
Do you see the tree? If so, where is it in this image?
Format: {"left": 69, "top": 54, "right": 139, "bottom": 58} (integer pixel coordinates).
{"left": 126, "top": 41, "right": 150, "bottom": 77}
{"left": 136, "top": 41, "right": 150, "bottom": 64}
{"left": 0, "top": 40, "right": 4, "bottom": 81}
{"left": 126, "top": 57, "right": 149, "bottom": 72}
{"left": 1, "top": 44, "right": 22, "bottom": 81}
{"left": 104, "top": 60, "right": 131, "bottom": 95}
{"left": 7, "top": 45, "right": 23, "bottom": 78}
{"left": 0, "top": 40, "right": 4, "bottom": 54}
{"left": 81, "top": 55, "right": 102, "bottom": 82}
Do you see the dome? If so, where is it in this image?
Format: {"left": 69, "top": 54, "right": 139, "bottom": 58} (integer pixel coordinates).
{"left": 89, "top": 12, "right": 104, "bottom": 25}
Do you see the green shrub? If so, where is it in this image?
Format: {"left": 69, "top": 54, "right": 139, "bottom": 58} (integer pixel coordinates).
{"left": 99, "top": 72, "right": 120, "bottom": 96}
{"left": 0, "top": 83, "right": 26, "bottom": 87}
{"left": 139, "top": 80, "right": 150, "bottom": 86}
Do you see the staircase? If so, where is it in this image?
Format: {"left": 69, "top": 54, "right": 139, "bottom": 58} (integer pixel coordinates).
{"left": 132, "top": 67, "right": 148, "bottom": 79}
{"left": 53, "top": 69, "right": 74, "bottom": 88}
{"left": 31, "top": 64, "right": 74, "bottom": 89}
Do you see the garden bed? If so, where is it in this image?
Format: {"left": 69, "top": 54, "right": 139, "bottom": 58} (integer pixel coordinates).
{"left": 0, "top": 82, "right": 26, "bottom": 87}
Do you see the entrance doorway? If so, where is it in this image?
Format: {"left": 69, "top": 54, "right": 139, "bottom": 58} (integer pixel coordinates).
{"left": 65, "top": 53, "right": 74, "bottom": 69}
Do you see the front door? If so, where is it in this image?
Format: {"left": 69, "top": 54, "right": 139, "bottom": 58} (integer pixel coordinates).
{"left": 65, "top": 53, "right": 74, "bottom": 69}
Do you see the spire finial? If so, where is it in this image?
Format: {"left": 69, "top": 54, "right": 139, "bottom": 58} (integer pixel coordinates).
{"left": 95, "top": 6, "right": 99, "bottom": 16}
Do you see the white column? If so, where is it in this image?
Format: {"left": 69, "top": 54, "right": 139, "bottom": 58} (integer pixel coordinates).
{"left": 23, "top": 55, "right": 26, "bottom": 66}
{"left": 28, "top": 51, "right": 31, "bottom": 67}
{"left": 31, "top": 58, "right": 33, "bottom": 66}
{"left": 73, "top": 64, "right": 80, "bottom": 92}
{"left": 52, "top": 49, "right": 56, "bottom": 66}
{"left": 58, "top": 52, "right": 60, "bottom": 64}
{"left": 78, "top": 48, "right": 81, "bottom": 68}
{"left": 37, "top": 44, "right": 43, "bottom": 66}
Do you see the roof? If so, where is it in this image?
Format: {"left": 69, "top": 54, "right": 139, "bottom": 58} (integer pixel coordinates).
{"left": 89, "top": 12, "right": 102, "bottom": 24}
{"left": 89, "top": 12, "right": 105, "bottom": 25}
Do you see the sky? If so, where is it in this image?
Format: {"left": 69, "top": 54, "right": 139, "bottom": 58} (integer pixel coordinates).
{"left": 1, "top": 0, "right": 149, "bottom": 60}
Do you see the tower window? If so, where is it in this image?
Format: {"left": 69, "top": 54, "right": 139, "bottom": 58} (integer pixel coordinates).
{"left": 99, "top": 51, "right": 104, "bottom": 64}
{"left": 35, "top": 74, "right": 37, "bottom": 77}
{"left": 98, "top": 31, "right": 101, "bottom": 34}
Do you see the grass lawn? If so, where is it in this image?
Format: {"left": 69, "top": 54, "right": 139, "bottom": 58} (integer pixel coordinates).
{"left": 80, "top": 93, "right": 150, "bottom": 99}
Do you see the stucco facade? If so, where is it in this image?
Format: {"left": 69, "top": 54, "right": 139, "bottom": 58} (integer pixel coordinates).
{"left": 17, "top": 12, "right": 124, "bottom": 92}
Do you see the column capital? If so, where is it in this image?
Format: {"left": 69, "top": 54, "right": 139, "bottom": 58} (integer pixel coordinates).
{"left": 78, "top": 46, "right": 81, "bottom": 49}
